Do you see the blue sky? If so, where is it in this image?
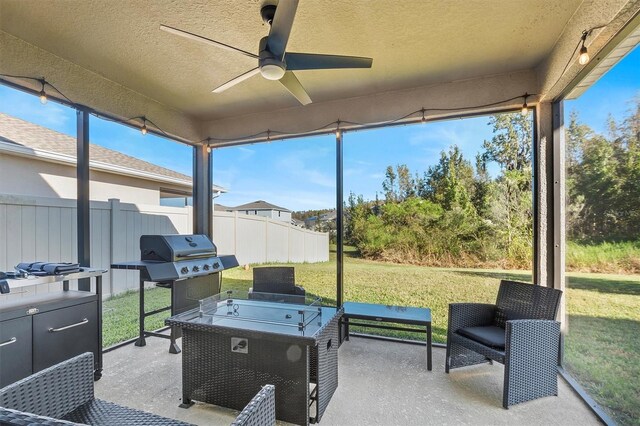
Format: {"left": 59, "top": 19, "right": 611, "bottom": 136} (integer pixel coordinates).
{"left": 1, "top": 46, "right": 638, "bottom": 211}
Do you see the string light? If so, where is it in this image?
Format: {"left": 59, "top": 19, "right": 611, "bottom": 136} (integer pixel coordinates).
{"left": 578, "top": 31, "right": 590, "bottom": 65}
{"left": 0, "top": 74, "right": 536, "bottom": 146}
{"left": 521, "top": 93, "right": 529, "bottom": 116}
{"left": 38, "top": 79, "right": 47, "bottom": 105}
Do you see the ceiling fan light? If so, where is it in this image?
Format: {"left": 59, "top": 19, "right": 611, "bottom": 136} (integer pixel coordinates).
{"left": 261, "top": 63, "right": 286, "bottom": 80}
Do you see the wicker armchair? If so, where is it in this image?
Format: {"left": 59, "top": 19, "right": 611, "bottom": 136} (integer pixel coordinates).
{"left": 231, "top": 385, "right": 276, "bottom": 426}
{"left": 0, "top": 352, "right": 191, "bottom": 425}
{"left": 250, "top": 266, "right": 305, "bottom": 299}
{"left": 0, "top": 352, "right": 276, "bottom": 426}
{"left": 445, "top": 280, "right": 562, "bottom": 408}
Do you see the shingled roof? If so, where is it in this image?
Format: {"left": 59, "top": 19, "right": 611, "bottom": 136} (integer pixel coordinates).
{"left": 231, "top": 200, "right": 291, "bottom": 212}
{"left": 0, "top": 112, "right": 205, "bottom": 187}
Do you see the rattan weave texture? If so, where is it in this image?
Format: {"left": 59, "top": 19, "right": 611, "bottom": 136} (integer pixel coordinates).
{"left": 0, "top": 353, "right": 94, "bottom": 419}
{"left": 62, "top": 399, "right": 191, "bottom": 425}
{"left": 0, "top": 352, "right": 192, "bottom": 426}
{"left": 312, "top": 314, "right": 339, "bottom": 422}
{"left": 177, "top": 308, "right": 341, "bottom": 425}
{"left": 0, "top": 406, "right": 79, "bottom": 425}
{"left": 231, "top": 384, "right": 276, "bottom": 426}
{"left": 445, "top": 280, "right": 562, "bottom": 408}
{"left": 504, "top": 319, "right": 560, "bottom": 407}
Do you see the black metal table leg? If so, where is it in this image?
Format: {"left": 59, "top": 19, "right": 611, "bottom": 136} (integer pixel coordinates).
{"left": 135, "top": 278, "right": 146, "bottom": 347}
{"left": 426, "top": 322, "right": 432, "bottom": 371}
{"left": 345, "top": 317, "right": 350, "bottom": 341}
{"left": 95, "top": 275, "right": 103, "bottom": 379}
{"left": 179, "top": 396, "right": 193, "bottom": 409}
{"left": 169, "top": 326, "right": 181, "bottom": 354}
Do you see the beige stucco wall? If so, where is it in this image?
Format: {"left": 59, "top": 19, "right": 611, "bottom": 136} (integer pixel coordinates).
{"left": 0, "top": 153, "right": 189, "bottom": 205}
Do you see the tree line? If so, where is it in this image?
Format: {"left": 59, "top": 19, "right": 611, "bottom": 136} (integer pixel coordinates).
{"left": 345, "top": 96, "right": 639, "bottom": 269}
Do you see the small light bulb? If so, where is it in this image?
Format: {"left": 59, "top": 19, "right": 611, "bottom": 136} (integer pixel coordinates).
{"left": 578, "top": 46, "right": 590, "bottom": 65}
{"left": 336, "top": 129, "right": 341, "bottom": 138}
{"left": 206, "top": 146, "right": 211, "bottom": 153}
{"left": 141, "top": 124, "right": 147, "bottom": 135}
{"left": 39, "top": 90, "right": 47, "bottom": 105}
{"left": 521, "top": 103, "right": 529, "bottom": 116}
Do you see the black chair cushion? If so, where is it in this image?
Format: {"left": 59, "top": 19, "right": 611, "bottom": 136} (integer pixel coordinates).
{"left": 457, "top": 325, "right": 506, "bottom": 349}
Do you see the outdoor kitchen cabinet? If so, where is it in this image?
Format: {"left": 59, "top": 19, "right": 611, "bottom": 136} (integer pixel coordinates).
{"left": 0, "top": 269, "right": 104, "bottom": 387}
{"left": 0, "top": 292, "right": 99, "bottom": 387}
{"left": 0, "top": 316, "right": 31, "bottom": 386}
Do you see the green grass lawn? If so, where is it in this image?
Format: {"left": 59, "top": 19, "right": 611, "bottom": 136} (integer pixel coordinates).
{"left": 102, "top": 251, "right": 639, "bottom": 425}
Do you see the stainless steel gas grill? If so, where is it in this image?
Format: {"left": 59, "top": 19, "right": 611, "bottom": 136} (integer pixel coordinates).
{"left": 111, "top": 234, "right": 238, "bottom": 354}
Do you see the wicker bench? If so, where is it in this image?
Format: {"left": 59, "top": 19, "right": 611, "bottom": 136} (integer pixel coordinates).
{"left": 0, "top": 352, "right": 276, "bottom": 425}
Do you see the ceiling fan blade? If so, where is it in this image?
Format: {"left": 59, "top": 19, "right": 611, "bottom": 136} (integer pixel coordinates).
{"left": 212, "top": 68, "right": 261, "bottom": 93}
{"left": 285, "top": 53, "right": 373, "bottom": 70}
{"left": 279, "top": 71, "right": 312, "bottom": 105}
{"left": 267, "top": 0, "right": 299, "bottom": 60}
{"left": 160, "top": 24, "right": 258, "bottom": 59}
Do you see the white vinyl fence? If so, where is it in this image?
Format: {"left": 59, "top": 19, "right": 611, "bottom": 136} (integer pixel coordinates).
{"left": 212, "top": 211, "right": 329, "bottom": 265}
{"left": 0, "top": 194, "right": 328, "bottom": 303}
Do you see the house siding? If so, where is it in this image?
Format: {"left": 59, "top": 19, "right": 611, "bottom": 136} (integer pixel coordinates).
{"left": 0, "top": 153, "right": 189, "bottom": 205}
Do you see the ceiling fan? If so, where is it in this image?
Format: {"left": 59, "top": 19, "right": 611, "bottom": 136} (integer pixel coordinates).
{"left": 160, "top": 0, "right": 373, "bottom": 105}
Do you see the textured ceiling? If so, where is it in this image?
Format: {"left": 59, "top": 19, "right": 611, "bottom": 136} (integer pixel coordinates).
{"left": 1, "top": 0, "right": 583, "bottom": 121}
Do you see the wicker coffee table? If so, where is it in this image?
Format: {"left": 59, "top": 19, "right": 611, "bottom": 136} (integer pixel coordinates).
{"left": 166, "top": 291, "right": 342, "bottom": 426}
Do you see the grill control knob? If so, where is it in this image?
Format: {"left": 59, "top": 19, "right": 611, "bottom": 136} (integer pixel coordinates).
{"left": 192, "top": 265, "right": 200, "bottom": 272}
{"left": 213, "top": 262, "right": 220, "bottom": 269}
{"left": 180, "top": 267, "right": 189, "bottom": 274}
{"left": 203, "top": 264, "right": 210, "bottom": 271}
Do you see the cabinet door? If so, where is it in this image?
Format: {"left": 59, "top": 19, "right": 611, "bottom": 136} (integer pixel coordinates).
{"left": 0, "top": 316, "right": 32, "bottom": 386}
{"left": 33, "top": 301, "right": 98, "bottom": 372}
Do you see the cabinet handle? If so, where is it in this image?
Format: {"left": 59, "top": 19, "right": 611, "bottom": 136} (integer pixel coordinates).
{"left": 48, "top": 318, "right": 89, "bottom": 332}
{"left": 0, "top": 337, "right": 17, "bottom": 347}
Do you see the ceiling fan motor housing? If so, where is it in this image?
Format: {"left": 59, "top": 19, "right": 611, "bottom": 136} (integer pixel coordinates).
{"left": 258, "top": 36, "right": 286, "bottom": 80}
{"left": 260, "top": 4, "right": 277, "bottom": 25}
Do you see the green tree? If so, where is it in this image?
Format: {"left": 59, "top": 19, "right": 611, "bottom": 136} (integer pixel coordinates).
{"left": 424, "top": 146, "right": 475, "bottom": 211}
{"left": 482, "top": 113, "right": 532, "bottom": 174}
{"left": 382, "top": 166, "right": 398, "bottom": 203}
{"left": 397, "top": 164, "right": 416, "bottom": 200}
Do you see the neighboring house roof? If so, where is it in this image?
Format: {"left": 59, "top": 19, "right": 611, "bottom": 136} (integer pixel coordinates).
{"left": 231, "top": 200, "right": 291, "bottom": 213}
{"left": 214, "top": 203, "right": 231, "bottom": 211}
{"left": 0, "top": 112, "right": 225, "bottom": 192}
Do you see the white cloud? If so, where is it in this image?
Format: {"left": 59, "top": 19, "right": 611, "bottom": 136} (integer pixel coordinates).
{"left": 0, "top": 90, "right": 72, "bottom": 131}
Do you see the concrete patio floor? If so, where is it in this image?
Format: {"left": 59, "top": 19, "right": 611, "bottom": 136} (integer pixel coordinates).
{"left": 96, "top": 335, "right": 600, "bottom": 425}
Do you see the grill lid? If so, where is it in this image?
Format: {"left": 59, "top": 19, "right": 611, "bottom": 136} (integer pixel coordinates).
{"left": 140, "top": 234, "right": 217, "bottom": 262}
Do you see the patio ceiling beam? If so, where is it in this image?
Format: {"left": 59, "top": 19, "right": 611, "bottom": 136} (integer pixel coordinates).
{"left": 0, "top": 30, "right": 201, "bottom": 145}
{"left": 201, "top": 70, "right": 538, "bottom": 146}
